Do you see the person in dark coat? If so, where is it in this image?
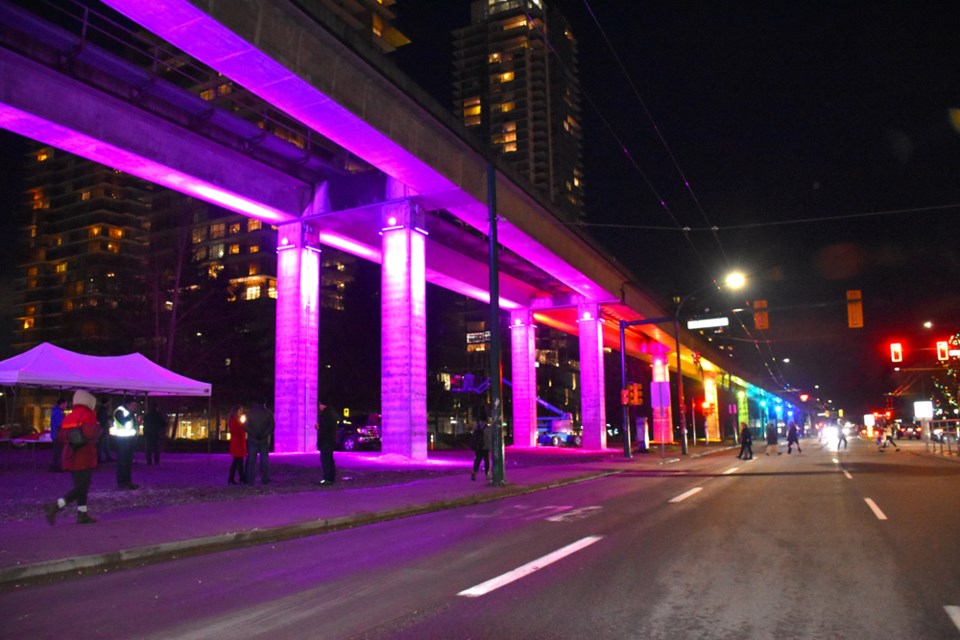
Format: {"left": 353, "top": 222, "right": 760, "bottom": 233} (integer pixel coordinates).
{"left": 470, "top": 420, "right": 491, "bottom": 481}
{"left": 737, "top": 423, "right": 753, "bottom": 460}
{"left": 45, "top": 389, "right": 102, "bottom": 525}
{"left": 143, "top": 403, "right": 164, "bottom": 465}
{"left": 227, "top": 405, "right": 247, "bottom": 485}
{"left": 111, "top": 400, "right": 140, "bottom": 489}
{"left": 316, "top": 402, "right": 338, "bottom": 485}
{"left": 48, "top": 397, "right": 67, "bottom": 472}
{"left": 244, "top": 401, "right": 275, "bottom": 486}
{"left": 786, "top": 422, "right": 802, "bottom": 455}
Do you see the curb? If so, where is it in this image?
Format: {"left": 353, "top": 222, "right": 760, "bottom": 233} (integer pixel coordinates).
{"left": 0, "top": 470, "right": 617, "bottom": 589}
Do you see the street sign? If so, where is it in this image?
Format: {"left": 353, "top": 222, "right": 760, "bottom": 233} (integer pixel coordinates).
{"left": 687, "top": 317, "right": 729, "bottom": 330}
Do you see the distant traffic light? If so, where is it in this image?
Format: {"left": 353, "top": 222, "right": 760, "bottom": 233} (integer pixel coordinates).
{"left": 627, "top": 383, "right": 644, "bottom": 406}
{"left": 846, "top": 290, "right": 863, "bottom": 329}
{"left": 753, "top": 300, "right": 768, "bottom": 330}
{"left": 890, "top": 342, "right": 903, "bottom": 363}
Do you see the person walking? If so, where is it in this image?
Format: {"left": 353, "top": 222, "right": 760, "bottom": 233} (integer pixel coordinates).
{"left": 765, "top": 424, "right": 781, "bottom": 456}
{"left": 470, "top": 419, "right": 491, "bottom": 480}
{"left": 143, "top": 403, "right": 164, "bottom": 465}
{"left": 737, "top": 423, "right": 753, "bottom": 460}
{"left": 96, "top": 397, "right": 113, "bottom": 463}
{"left": 837, "top": 424, "right": 848, "bottom": 451}
{"left": 111, "top": 400, "right": 140, "bottom": 490}
{"left": 227, "top": 405, "right": 247, "bottom": 485}
{"left": 48, "top": 397, "right": 67, "bottom": 472}
{"left": 882, "top": 423, "right": 900, "bottom": 451}
{"left": 316, "top": 402, "right": 338, "bottom": 485}
{"left": 44, "top": 390, "right": 102, "bottom": 525}
{"left": 244, "top": 400, "right": 275, "bottom": 486}
{"left": 786, "top": 422, "right": 802, "bottom": 455}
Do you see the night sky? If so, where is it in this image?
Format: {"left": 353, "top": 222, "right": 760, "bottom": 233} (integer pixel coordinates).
{"left": 1, "top": 1, "right": 957, "bottom": 420}
{"left": 392, "top": 0, "right": 960, "bottom": 417}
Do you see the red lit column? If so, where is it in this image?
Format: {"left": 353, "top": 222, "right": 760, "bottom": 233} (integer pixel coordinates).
{"left": 380, "top": 200, "right": 428, "bottom": 460}
{"left": 274, "top": 222, "right": 320, "bottom": 452}
{"left": 578, "top": 302, "right": 607, "bottom": 449}
{"left": 510, "top": 309, "right": 537, "bottom": 447}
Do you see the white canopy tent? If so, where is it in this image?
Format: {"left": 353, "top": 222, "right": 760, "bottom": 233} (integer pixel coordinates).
{"left": 0, "top": 342, "right": 211, "bottom": 396}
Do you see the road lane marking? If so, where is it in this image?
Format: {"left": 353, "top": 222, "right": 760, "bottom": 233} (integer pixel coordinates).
{"left": 864, "top": 498, "right": 888, "bottom": 520}
{"left": 668, "top": 487, "right": 703, "bottom": 503}
{"left": 457, "top": 536, "right": 603, "bottom": 597}
{"left": 545, "top": 506, "right": 602, "bottom": 522}
{"left": 842, "top": 470, "right": 853, "bottom": 480}
{"left": 723, "top": 467, "right": 738, "bottom": 475}
{"left": 944, "top": 606, "right": 960, "bottom": 632}
{"left": 832, "top": 458, "right": 839, "bottom": 464}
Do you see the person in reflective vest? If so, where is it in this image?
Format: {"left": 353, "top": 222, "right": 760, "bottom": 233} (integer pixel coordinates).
{"left": 111, "top": 401, "right": 140, "bottom": 490}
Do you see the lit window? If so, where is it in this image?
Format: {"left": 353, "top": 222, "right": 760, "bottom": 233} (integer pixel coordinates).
{"left": 464, "top": 104, "right": 482, "bottom": 116}
{"left": 249, "top": 245, "right": 260, "bottom": 254}
{"left": 81, "top": 191, "right": 91, "bottom": 201}
{"left": 211, "top": 243, "right": 225, "bottom": 258}
{"left": 22, "top": 317, "right": 35, "bottom": 330}
{"left": 465, "top": 116, "right": 481, "bottom": 126}
{"left": 503, "top": 142, "right": 517, "bottom": 153}
{"left": 267, "top": 283, "right": 277, "bottom": 299}
{"left": 228, "top": 244, "right": 241, "bottom": 255}
{"left": 229, "top": 223, "right": 241, "bottom": 234}
{"left": 55, "top": 262, "right": 67, "bottom": 273}
{"left": 499, "top": 71, "right": 514, "bottom": 83}
{"left": 106, "top": 243, "right": 119, "bottom": 254}
{"left": 501, "top": 101, "right": 516, "bottom": 112}
{"left": 36, "top": 150, "right": 49, "bottom": 162}
{"left": 247, "top": 219, "right": 262, "bottom": 232}
{"left": 503, "top": 16, "right": 527, "bottom": 30}
{"left": 372, "top": 14, "right": 384, "bottom": 37}
{"left": 192, "top": 228, "right": 206, "bottom": 244}
{"left": 504, "top": 121, "right": 517, "bottom": 132}
{"left": 245, "top": 285, "right": 260, "bottom": 300}
{"left": 193, "top": 247, "right": 207, "bottom": 262}
{"left": 210, "top": 223, "right": 226, "bottom": 239}
{"left": 109, "top": 228, "right": 123, "bottom": 240}
{"left": 90, "top": 226, "right": 101, "bottom": 237}
{"left": 488, "top": 52, "right": 501, "bottom": 63}
{"left": 248, "top": 264, "right": 259, "bottom": 276}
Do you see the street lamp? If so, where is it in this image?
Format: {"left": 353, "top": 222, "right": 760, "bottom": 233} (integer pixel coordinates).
{"left": 673, "top": 272, "right": 746, "bottom": 454}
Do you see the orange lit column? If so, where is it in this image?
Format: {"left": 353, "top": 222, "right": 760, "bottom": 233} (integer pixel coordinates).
{"left": 380, "top": 200, "right": 428, "bottom": 460}
{"left": 578, "top": 302, "right": 606, "bottom": 449}
{"left": 651, "top": 353, "right": 673, "bottom": 443}
{"left": 274, "top": 221, "right": 320, "bottom": 453}
{"left": 510, "top": 309, "right": 537, "bottom": 448}
{"left": 704, "top": 370, "right": 720, "bottom": 441}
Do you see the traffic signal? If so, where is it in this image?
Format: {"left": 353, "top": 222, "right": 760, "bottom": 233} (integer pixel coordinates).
{"left": 620, "top": 388, "right": 630, "bottom": 406}
{"left": 626, "top": 383, "right": 644, "bottom": 406}
{"left": 633, "top": 383, "right": 644, "bottom": 406}
{"left": 701, "top": 401, "right": 714, "bottom": 416}
{"left": 890, "top": 342, "right": 903, "bottom": 363}
{"left": 937, "top": 341, "right": 949, "bottom": 361}
{"left": 846, "top": 290, "right": 863, "bottom": 329}
{"left": 753, "top": 299, "right": 768, "bottom": 330}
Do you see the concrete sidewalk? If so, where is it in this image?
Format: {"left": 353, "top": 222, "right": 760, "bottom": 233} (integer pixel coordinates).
{"left": 0, "top": 444, "right": 728, "bottom": 588}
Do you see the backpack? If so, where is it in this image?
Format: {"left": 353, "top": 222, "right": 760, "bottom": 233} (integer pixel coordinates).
{"left": 469, "top": 426, "right": 485, "bottom": 451}
{"left": 66, "top": 426, "right": 86, "bottom": 450}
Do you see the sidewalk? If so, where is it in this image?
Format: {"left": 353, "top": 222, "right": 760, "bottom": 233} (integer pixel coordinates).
{"left": 0, "top": 443, "right": 729, "bottom": 587}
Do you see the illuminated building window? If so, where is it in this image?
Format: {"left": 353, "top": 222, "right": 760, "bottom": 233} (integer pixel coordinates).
{"left": 210, "top": 223, "right": 226, "bottom": 239}
{"left": 247, "top": 219, "right": 262, "bottom": 232}
{"left": 372, "top": 14, "right": 384, "bottom": 37}
{"left": 465, "top": 116, "right": 481, "bottom": 126}
{"left": 27, "top": 278, "right": 37, "bottom": 289}
{"left": 55, "top": 262, "right": 67, "bottom": 274}
{"left": 200, "top": 88, "right": 215, "bottom": 101}
{"left": 503, "top": 16, "right": 527, "bottom": 30}
{"left": 23, "top": 317, "right": 34, "bottom": 330}
{"left": 503, "top": 142, "right": 517, "bottom": 153}
{"left": 193, "top": 247, "right": 207, "bottom": 262}
{"left": 248, "top": 263, "right": 259, "bottom": 276}
{"left": 245, "top": 285, "right": 261, "bottom": 300}
{"left": 25, "top": 305, "right": 35, "bottom": 315}
{"left": 211, "top": 243, "right": 225, "bottom": 258}
{"left": 90, "top": 226, "right": 101, "bottom": 237}
{"left": 36, "top": 150, "right": 49, "bottom": 162}
{"left": 109, "top": 228, "right": 123, "bottom": 240}
{"left": 228, "top": 243, "right": 241, "bottom": 255}
{"left": 64, "top": 300, "right": 74, "bottom": 312}
{"left": 229, "top": 223, "right": 241, "bottom": 234}
{"left": 81, "top": 191, "right": 91, "bottom": 201}
{"left": 208, "top": 263, "right": 223, "bottom": 279}
{"left": 27, "top": 266, "right": 38, "bottom": 278}
{"left": 267, "top": 280, "right": 277, "bottom": 299}
{"left": 192, "top": 228, "right": 206, "bottom": 244}
{"left": 501, "top": 101, "right": 516, "bottom": 112}
{"left": 488, "top": 52, "right": 501, "bottom": 63}
{"left": 336, "top": 262, "right": 346, "bottom": 272}
{"left": 464, "top": 104, "right": 482, "bottom": 116}
{"left": 106, "top": 242, "right": 119, "bottom": 254}
{"left": 504, "top": 121, "right": 517, "bottom": 132}
{"left": 249, "top": 244, "right": 260, "bottom": 254}
{"left": 499, "top": 71, "right": 514, "bottom": 83}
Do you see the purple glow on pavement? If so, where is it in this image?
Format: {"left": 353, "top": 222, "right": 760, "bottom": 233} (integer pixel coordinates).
{"left": 0, "top": 105, "right": 293, "bottom": 224}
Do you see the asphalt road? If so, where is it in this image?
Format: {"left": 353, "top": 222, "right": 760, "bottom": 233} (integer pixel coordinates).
{"left": 4, "top": 437, "right": 960, "bottom": 639}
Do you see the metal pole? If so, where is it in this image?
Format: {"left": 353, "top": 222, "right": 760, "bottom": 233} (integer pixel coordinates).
{"left": 619, "top": 320, "right": 632, "bottom": 458}
{"left": 674, "top": 318, "right": 688, "bottom": 455}
{"left": 487, "top": 164, "right": 506, "bottom": 486}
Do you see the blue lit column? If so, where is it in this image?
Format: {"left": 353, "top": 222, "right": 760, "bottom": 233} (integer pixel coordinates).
{"left": 510, "top": 309, "right": 537, "bottom": 448}
{"left": 578, "top": 302, "right": 607, "bottom": 449}
{"left": 380, "top": 200, "right": 428, "bottom": 460}
{"left": 274, "top": 222, "right": 320, "bottom": 453}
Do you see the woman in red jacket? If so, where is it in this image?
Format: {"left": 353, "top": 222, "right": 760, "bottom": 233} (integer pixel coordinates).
{"left": 227, "top": 405, "right": 247, "bottom": 485}
{"left": 45, "top": 389, "right": 102, "bottom": 525}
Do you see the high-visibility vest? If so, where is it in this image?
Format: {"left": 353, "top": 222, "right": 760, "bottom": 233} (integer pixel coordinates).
{"left": 110, "top": 405, "right": 138, "bottom": 438}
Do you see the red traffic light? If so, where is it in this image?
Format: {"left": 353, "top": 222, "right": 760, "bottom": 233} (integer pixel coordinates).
{"left": 890, "top": 342, "right": 903, "bottom": 363}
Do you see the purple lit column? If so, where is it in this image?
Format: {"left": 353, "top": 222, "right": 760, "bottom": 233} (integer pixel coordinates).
{"left": 651, "top": 354, "right": 673, "bottom": 442}
{"left": 274, "top": 222, "right": 320, "bottom": 453}
{"left": 381, "top": 201, "right": 428, "bottom": 460}
{"left": 509, "top": 309, "right": 537, "bottom": 448}
{"left": 704, "top": 370, "right": 720, "bottom": 441}
{"left": 577, "top": 302, "right": 607, "bottom": 449}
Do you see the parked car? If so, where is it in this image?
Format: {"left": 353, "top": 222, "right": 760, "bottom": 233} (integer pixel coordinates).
{"left": 897, "top": 423, "right": 923, "bottom": 440}
{"left": 337, "top": 414, "right": 381, "bottom": 451}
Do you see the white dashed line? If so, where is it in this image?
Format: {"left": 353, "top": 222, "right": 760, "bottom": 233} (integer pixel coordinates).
{"left": 458, "top": 536, "right": 603, "bottom": 597}
{"left": 864, "top": 498, "right": 888, "bottom": 520}
{"left": 723, "top": 467, "right": 738, "bottom": 475}
{"left": 944, "top": 605, "right": 960, "bottom": 632}
{"left": 842, "top": 470, "right": 853, "bottom": 480}
{"left": 668, "top": 487, "right": 703, "bottom": 503}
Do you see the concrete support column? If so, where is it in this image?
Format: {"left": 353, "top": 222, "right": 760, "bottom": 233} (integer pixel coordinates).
{"left": 577, "top": 302, "right": 606, "bottom": 449}
{"left": 380, "top": 200, "right": 427, "bottom": 460}
{"left": 651, "top": 354, "right": 673, "bottom": 443}
{"left": 509, "top": 309, "right": 537, "bottom": 448}
{"left": 704, "top": 370, "right": 720, "bottom": 441}
{"left": 274, "top": 222, "right": 320, "bottom": 453}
